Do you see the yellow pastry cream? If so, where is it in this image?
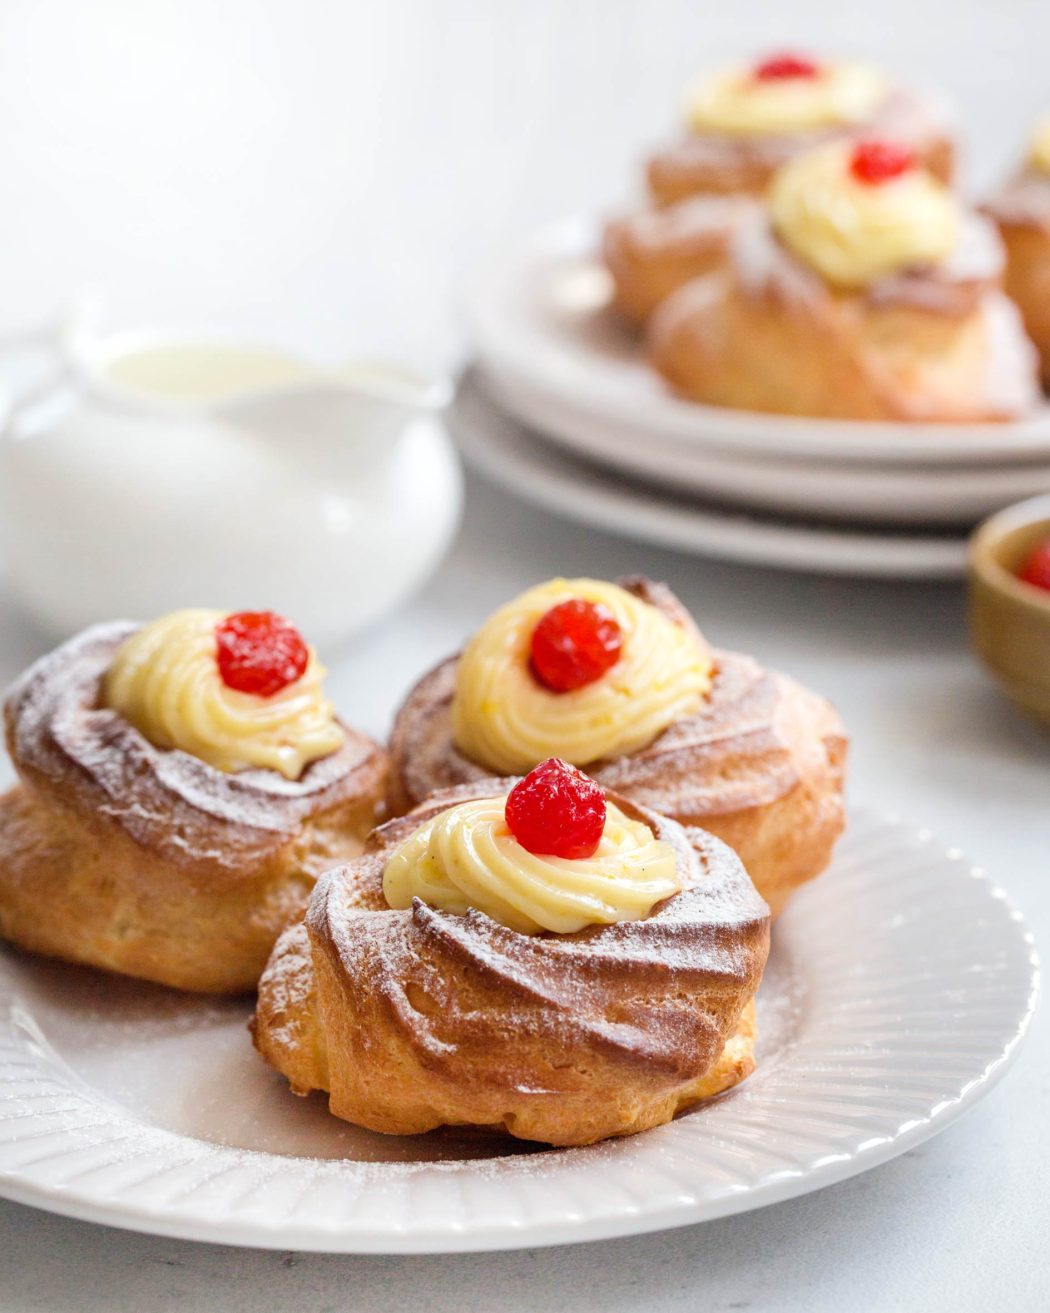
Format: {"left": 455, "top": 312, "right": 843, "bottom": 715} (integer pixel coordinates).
{"left": 451, "top": 579, "right": 713, "bottom": 776}
{"left": 1029, "top": 115, "right": 1050, "bottom": 175}
{"left": 685, "top": 58, "right": 887, "bottom": 137}
{"left": 383, "top": 794, "right": 680, "bottom": 935}
{"left": 769, "top": 141, "right": 959, "bottom": 288}
{"left": 103, "top": 609, "right": 344, "bottom": 780}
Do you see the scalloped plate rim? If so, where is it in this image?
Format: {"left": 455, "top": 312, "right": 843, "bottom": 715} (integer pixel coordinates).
{"left": 0, "top": 1043, "right": 1033, "bottom": 1254}
{"left": 463, "top": 214, "right": 1050, "bottom": 466}
{"left": 449, "top": 373, "right": 970, "bottom": 580}
{"left": 0, "top": 809, "right": 1038, "bottom": 1254}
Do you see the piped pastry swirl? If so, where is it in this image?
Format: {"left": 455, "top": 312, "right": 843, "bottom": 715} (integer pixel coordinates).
{"left": 984, "top": 117, "right": 1050, "bottom": 386}
{"left": 769, "top": 140, "right": 958, "bottom": 287}
{"left": 687, "top": 58, "right": 887, "bottom": 136}
{"left": 604, "top": 55, "right": 956, "bottom": 328}
{"left": 389, "top": 577, "right": 847, "bottom": 916}
{"left": 452, "top": 577, "right": 713, "bottom": 775}
{"left": 650, "top": 141, "right": 1040, "bottom": 421}
{"left": 0, "top": 621, "right": 388, "bottom": 992}
{"left": 252, "top": 779, "right": 771, "bottom": 1146}
{"left": 383, "top": 791, "right": 680, "bottom": 935}
{"left": 647, "top": 59, "right": 955, "bottom": 207}
{"left": 104, "top": 609, "right": 344, "bottom": 780}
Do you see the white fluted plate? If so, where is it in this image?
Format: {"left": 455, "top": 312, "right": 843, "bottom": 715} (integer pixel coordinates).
{"left": 0, "top": 810, "right": 1037, "bottom": 1253}
{"left": 466, "top": 216, "right": 1050, "bottom": 470}
{"left": 451, "top": 373, "right": 971, "bottom": 579}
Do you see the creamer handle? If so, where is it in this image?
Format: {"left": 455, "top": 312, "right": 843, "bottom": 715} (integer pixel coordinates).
{"left": 0, "top": 294, "right": 102, "bottom": 428}
{"left": 0, "top": 322, "right": 71, "bottom": 429}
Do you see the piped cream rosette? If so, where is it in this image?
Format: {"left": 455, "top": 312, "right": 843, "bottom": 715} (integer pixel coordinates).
{"left": 103, "top": 609, "right": 344, "bottom": 780}
{"left": 382, "top": 794, "right": 681, "bottom": 934}
{"left": 451, "top": 579, "right": 713, "bottom": 775}
{"left": 686, "top": 60, "right": 887, "bottom": 136}
{"left": 769, "top": 141, "right": 959, "bottom": 287}
{"left": 1030, "top": 115, "right": 1050, "bottom": 175}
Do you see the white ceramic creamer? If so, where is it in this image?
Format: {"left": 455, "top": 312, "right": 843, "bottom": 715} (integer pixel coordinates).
{"left": 0, "top": 327, "right": 461, "bottom": 647}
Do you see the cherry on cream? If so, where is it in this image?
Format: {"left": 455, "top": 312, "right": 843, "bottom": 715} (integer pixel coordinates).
{"left": 505, "top": 758, "right": 607, "bottom": 860}
{"left": 529, "top": 599, "right": 623, "bottom": 693}
{"left": 215, "top": 611, "right": 309, "bottom": 697}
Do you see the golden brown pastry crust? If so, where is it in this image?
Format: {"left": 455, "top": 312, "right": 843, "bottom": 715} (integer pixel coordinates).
{"left": 252, "top": 781, "right": 770, "bottom": 1146}
{"left": 648, "top": 214, "right": 1039, "bottom": 422}
{"left": 999, "top": 225, "right": 1050, "bottom": 386}
{"left": 387, "top": 579, "right": 847, "bottom": 917}
{"left": 986, "top": 171, "right": 1050, "bottom": 386}
{"left": 647, "top": 86, "right": 955, "bottom": 207}
{"left": 0, "top": 623, "right": 389, "bottom": 993}
{"left": 602, "top": 196, "right": 756, "bottom": 326}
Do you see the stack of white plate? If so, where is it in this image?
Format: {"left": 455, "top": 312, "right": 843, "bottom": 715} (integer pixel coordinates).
{"left": 455, "top": 216, "right": 1050, "bottom": 579}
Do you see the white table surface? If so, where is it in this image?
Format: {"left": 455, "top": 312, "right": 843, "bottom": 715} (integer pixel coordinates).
{"left": 0, "top": 472, "right": 1046, "bottom": 1311}
{"left": 0, "top": 1, "right": 1048, "bottom": 1308}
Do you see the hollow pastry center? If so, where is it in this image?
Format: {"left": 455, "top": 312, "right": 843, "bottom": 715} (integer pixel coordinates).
{"left": 451, "top": 578, "right": 713, "bottom": 775}
{"left": 103, "top": 609, "right": 344, "bottom": 779}
{"left": 382, "top": 796, "right": 681, "bottom": 935}
{"left": 769, "top": 141, "right": 959, "bottom": 288}
{"left": 686, "top": 60, "right": 886, "bottom": 136}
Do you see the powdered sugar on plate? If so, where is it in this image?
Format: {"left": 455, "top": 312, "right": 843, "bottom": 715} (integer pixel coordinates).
{"left": 0, "top": 810, "right": 1036, "bottom": 1251}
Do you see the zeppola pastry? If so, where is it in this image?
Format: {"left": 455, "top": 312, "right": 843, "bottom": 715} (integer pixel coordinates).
{"left": 603, "top": 194, "right": 757, "bottom": 326}
{"left": 986, "top": 116, "right": 1050, "bottom": 386}
{"left": 253, "top": 760, "right": 771, "bottom": 1146}
{"left": 650, "top": 139, "right": 1040, "bottom": 421}
{"left": 604, "top": 52, "right": 955, "bottom": 325}
{"left": 388, "top": 576, "right": 846, "bottom": 915}
{"left": 0, "top": 610, "right": 388, "bottom": 993}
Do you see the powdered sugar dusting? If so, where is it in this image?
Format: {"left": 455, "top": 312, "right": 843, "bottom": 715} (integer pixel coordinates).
{"left": 294, "top": 785, "right": 768, "bottom": 1101}
{"left": 986, "top": 168, "right": 1050, "bottom": 232}
{"left": 0, "top": 809, "right": 1036, "bottom": 1248}
{"left": 735, "top": 211, "right": 1005, "bottom": 318}
{"left": 391, "top": 643, "right": 833, "bottom": 825}
{"left": 4, "top": 622, "right": 385, "bottom": 869}
{"left": 979, "top": 292, "right": 1043, "bottom": 417}
{"left": 610, "top": 194, "right": 756, "bottom": 251}
{"left": 649, "top": 85, "right": 951, "bottom": 196}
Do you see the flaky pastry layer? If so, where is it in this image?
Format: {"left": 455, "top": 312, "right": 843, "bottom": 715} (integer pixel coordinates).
{"left": 388, "top": 579, "right": 847, "bottom": 916}
{"left": 253, "top": 782, "right": 770, "bottom": 1146}
{"left": 0, "top": 623, "right": 389, "bottom": 992}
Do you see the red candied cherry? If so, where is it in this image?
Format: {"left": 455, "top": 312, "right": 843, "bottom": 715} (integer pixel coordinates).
{"left": 215, "top": 611, "right": 309, "bottom": 697}
{"left": 850, "top": 140, "right": 916, "bottom": 185}
{"left": 505, "top": 758, "right": 606, "bottom": 860}
{"left": 529, "top": 599, "right": 623, "bottom": 693}
{"left": 1017, "top": 538, "right": 1050, "bottom": 593}
{"left": 752, "top": 52, "right": 821, "bottom": 81}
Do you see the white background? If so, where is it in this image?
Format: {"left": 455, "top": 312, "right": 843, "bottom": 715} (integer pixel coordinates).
{"left": 0, "top": 0, "right": 1046, "bottom": 361}
{"left": 0, "top": 2, "right": 1048, "bottom": 1310}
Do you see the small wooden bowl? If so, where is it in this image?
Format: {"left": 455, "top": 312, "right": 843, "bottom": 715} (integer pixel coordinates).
{"left": 969, "top": 494, "right": 1050, "bottom": 728}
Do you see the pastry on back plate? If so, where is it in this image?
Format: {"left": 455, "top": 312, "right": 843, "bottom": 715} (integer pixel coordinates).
{"left": 0, "top": 609, "right": 388, "bottom": 993}
{"left": 603, "top": 52, "right": 956, "bottom": 325}
{"left": 603, "top": 194, "right": 757, "bottom": 326}
{"left": 387, "top": 576, "right": 846, "bottom": 916}
{"left": 649, "top": 51, "right": 955, "bottom": 206}
{"left": 985, "top": 115, "right": 1050, "bottom": 387}
{"left": 253, "top": 761, "right": 771, "bottom": 1147}
{"left": 649, "top": 139, "right": 1040, "bottom": 421}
